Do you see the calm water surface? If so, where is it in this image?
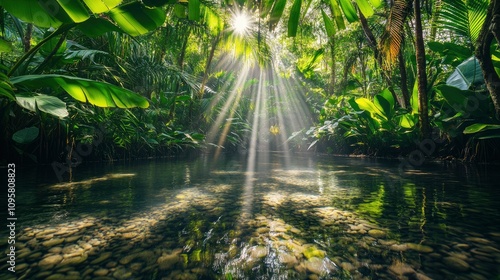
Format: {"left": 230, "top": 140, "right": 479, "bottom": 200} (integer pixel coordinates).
{"left": 1, "top": 153, "right": 500, "bottom": 279}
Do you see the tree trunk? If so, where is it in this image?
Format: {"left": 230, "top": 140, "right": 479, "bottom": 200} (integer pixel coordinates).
{"left": 475, "top": 0, "right": 500, "bottom": 119}
{"left": 414, "top": 0, "right": 430, "bottom": 139}
{"left": 24, "top": 23, "right": 33, "bottom": 52}
{"left": 398, "top": 46, "right": 410, "bottom": 108}
{"left": 199, "top": 36, "right": 220, "bottom": 98}
{"left": 329, "top": 39, "right": 336, "bottom": 95}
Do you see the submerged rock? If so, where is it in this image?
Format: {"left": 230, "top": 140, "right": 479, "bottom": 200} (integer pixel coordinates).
{"left": 443, "top": 256, "right": 470, "bottom": 272}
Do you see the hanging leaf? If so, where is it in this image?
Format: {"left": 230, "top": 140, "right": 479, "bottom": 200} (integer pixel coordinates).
{"left": 329, "top": 0, "right": 345, "bottom": 30}
{"left": 288, "top": 0, "right": 302, "bottom": 37}
{"left": 337, "top": 0, "right": 358, "bottom": 23}
{"left": 76, "top": 18, "right": 123, "bottom": 37}
{"left": 188, "top": 0, "right": 201, "bottom": 21}
{"left": 142, "top": 0, "right": 177, "bottom": 7}
{"left": 82, "top": 0, "right": 123, "bottom": 13}
{"left": 12, "top": 126, "right": 39, "bottom": 144}
{"left": 368, "top": 0, "right": 383, "bottom": 8}
{"left": 269, "top": 0, "right": 287, "bottom": 29}
{"left": 174, "top": 4, "right": 187, "bottom": 18}
{"left": 41, "top": 0, "right": 90, "bottom": 23}
{"left": 356, "top": 0, "right": 374, "bottom": 17}
{"left": 321, "top": 9, "right": 335, "bottom": 38}
{"left": 16, "top": 94, "right": 69, "bottom": 118}
{"left": 0, "top": 0, "right": 62, "bottom": 28}
{"left": 0, "top": 72, "right": 16, "bottom": 101}
{"left": 109, "top": 2, "right": 166, "bottom": 36}
{"left": 11, "top": 74, "right": 149, "bottom": 108}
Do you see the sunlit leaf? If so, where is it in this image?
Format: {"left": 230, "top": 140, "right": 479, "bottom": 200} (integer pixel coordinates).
{"left": 47, "top": 0, "right": 90, "bottom": 23}
{"left": 77, "top": 18, "right": 123, "bottom": 37}
{"left": 329, "top": 0, "right": 345, "bottom": 30}
{"left": 356, "top": 0, "right": 374, "bottom": 17}
{"left": 82, "top": 0, "right": 123, "bottom": 13}
{"left": 11, "top": 74, "right": 149, "bottom": 108}
{"left": 288, "top": 0, "right": 302, "bottom": 37}
{"left": 463, "top": 123, "right": 500, "bottom": 134}
{"left": 337, "top": 0, "right": 358, "bottom": 23}
{"left": 175, "top": 4, "right": 187, "bottom": 18}
{"left": 321, "top": 9, "right": 335, "bottom": 37}
{"left": 269, "top": 0, "right": 287, "bottom": 29}
{"left": 0, "top": 0, "right": 62, "bottom": 28}
{"left": 109, "top": 2, "right": 166, "bottom": 36}
{"left": 12, "top": 126, "right": 39, "bottom": 144}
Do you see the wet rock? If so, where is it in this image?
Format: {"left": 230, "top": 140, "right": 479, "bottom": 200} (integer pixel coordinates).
{"left": 407, "top": 243, "right": 433, "bottom": 253}
{"left": 367, "top": 229, "right": 386, "bottom": 239}
{"left": 249, "top": 245, "right": 268, "bottom": 259}
{"left": 415, "top": 272, "right": 433, "bottom": 280}
{"left": 46, "top": 273, "right": 67, "bottom": 280}
{"left": 278, "top": 252, "right": 298, "bottom": 268}
{"left": 91, "top": 252, "right": 113, "bottom": 264}
{"left": 443, "top": 256, "right": 470, "bottom": 272}
{"left": 304, "top": 257, "right": 337, "bottom": 275}
{"left": 466, "top": 237, "right": 491, "bottom": 245}
{"left": 390, "top": 244, "right": 409, "bottom": 252}
{"left": 39, "top": 254, "right": 63, "bottom": 269}
{"left": 65, "top": 235, "right": 82, "bottom": 243}
{"left": 42, "top": 238, "right": 65, "bottom": 247}
{"left": 57, "top": 252, "right": 88, "bottom": 267}
{"left": 388, "top": 261, "right": 416, "bottom": 276}
{"left": 15, "top": 263, "right": 29, "bottom": 272}
{"left": 303, "top": 245, "right": 326, "bottom": 259}
{"left": 113, "top": 267, "right": 133, "bottom": 279}
{"left": 94, "top": 268, "right": 109, "bottom": 276}
{"left": 340, "top": 262, "right": 355, "bottom": 272}
{"left": 157, "top": 251, "right": 182, "bottom": 270}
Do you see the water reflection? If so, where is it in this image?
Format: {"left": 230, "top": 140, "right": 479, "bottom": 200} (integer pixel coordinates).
{"left": 0, "top": 155, "right": 499, "bottom": 279}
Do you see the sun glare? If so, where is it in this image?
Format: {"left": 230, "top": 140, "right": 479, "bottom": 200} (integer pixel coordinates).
{"left": 231, "top": 11, "right": 251, "bottom": 35}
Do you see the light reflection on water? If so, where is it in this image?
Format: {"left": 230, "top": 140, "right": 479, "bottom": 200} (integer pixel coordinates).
{"left": 1, "top": 154, "right": 500, "bottom": 279}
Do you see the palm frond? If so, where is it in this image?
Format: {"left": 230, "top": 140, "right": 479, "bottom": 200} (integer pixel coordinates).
{"left": 379, "top": 0, "right": 410, "bottom": 68}
{"left": 434, "top": 0, "right": 489, "bottom": 44}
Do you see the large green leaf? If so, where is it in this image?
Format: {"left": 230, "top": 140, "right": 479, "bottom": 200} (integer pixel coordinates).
{"left": 0, "top": 0, "right": 62, "bottom": 28}
{"left": 269, "top": 0, "right": 287, "bottom": 29}
{"left": 356, "top": 97, "right": 386, "bottom": 120}
{"left": 76, "top": 18, "right": 123, "bottom": 37}
{"left": 337, "top": 0, "right": 358, "bottom": 23}
{"left": 11, "top": 74, "right": 149, "bottom": 108}
{"left": 45, "top": 0, "right": 90, "bottom": 23}
{"left": 374, "top": 89, "right": 394, "bottom": 119}
{"left": 288, "top": 0, "right": 302, "bottom": 37}
{"left": 463, "top": 123, "right": 500, "bottom": 134}
{"left": 356, "top": 0, "right": 374, "bottom": 17}
{"left": 188, "top": 0, "right": 201, "bottom": 21}
{"left": 434, "top": 84, "right": 469, "bottom": 110}
{"left": 329, "top": 0, "right": 345, "bottom": 30}
{"left": 435, "top": 0, "right": 488, "bottom": 42}
{"left": 12, "top": 126, "right": 39, "bottom": 144}
{"left": 16, "top": 94, "right": 69, "bottom": 118}
{"left": 446, "top": 56, "right": 484, "bottom": 90}
{"left": 0, "top": 71, "right": 16, "bottom": 101}
{"left": 321, "top": 9, "right": 335, "bottom": 37}
{"left": 109, "top": 2, "right": 166, "bottom": 36}
{"left": 82, "top": 0, "right": 123, "bottom": 13}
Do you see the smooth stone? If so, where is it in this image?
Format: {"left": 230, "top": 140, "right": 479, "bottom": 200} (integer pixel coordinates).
{"left": 94, "top": 268, "right": 110, "bottom": 276}
{"left": 388, "top": 261, "right": 416, "bottom": 276}
{"left": 415, "top": 272, "right": 433, "bottom": 280}
{"left": 250, "top": 246, "right": 268, "bottom": 259}
{"left": 39, "top": 254, "right": 63, "bottom": 269}
{"left": 304, "top": 257, "right": 336, "bottom": 275}
{"left": 390, "top": 244, "right": 409, "bottom": 252}
{"left": 90, "top": 252, "right": 113, "bottom": 264}
{"left": 46, "top": 273, "right": 67, "bottom": 280}
{"left": 16, "top": 263, "right": 29, "bottom": 271}
{"left": 42, "top": 238, "right": 65, "bottom": 247}
{"left": 466, "top": 237, "right": 491, "bottom": 245}
{"left": 368, "top": 229, "right": 386, "bottom": 238}
{"left": 278, "top": 252, "right": 298, "bottom": 268}
{"left": 57, "top": 253, "right": 88, "bottom": 267}
{"left": 407, "top": 243, "right": 433, "bottom": 253}
{"left": 113, "top": 267, "right": 133, "bottom": 280}
{"left": 65, "top": 235, "right": 82, "bottom": 243}
{"left": 443, "top": 256, "right": 470, "bottom": 272}
{"left": 340, "top": 262, "right": 355, "bottom": 272}
{"left": 157, "top": 252, "right": 181, "bottom": 270}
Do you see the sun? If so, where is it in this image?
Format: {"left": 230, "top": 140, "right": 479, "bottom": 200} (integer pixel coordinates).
{"left": 231, "top": 11, "right": 251, "bottom": 35}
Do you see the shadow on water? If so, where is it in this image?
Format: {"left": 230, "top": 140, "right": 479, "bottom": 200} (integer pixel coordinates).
{"left": 1, "top": 153, "right": 500, "bottom": 279}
